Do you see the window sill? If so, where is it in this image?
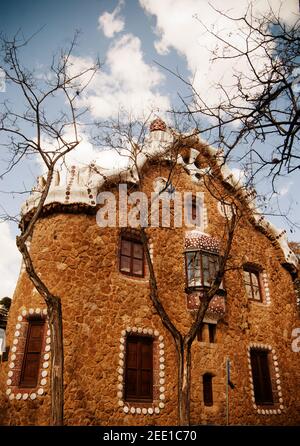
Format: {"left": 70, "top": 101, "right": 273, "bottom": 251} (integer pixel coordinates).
{"left": 125, "top": 399, "right": 154, "bottom": 404}
{"left": 202, "top": 404, "right": 219, "bottom": 413}
{"left": 119, "top": 273, "right": 149, "bottom": 282}
{"left": 255, "top": 402, "right": 275, "bottom": 407}
{"left": 248, "top": 300, "right": 270, "bottom": 307}
{"left": 120, "top": 270, "right": 145, "bottom": 279}
{"left": 197, "top": 342, "right": 218, "bottom": 348}
{"left": 185, "top": 286, "right": 226, "bottom": 296}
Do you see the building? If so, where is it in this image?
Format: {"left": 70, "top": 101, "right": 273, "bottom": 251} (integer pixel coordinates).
{"left": 0, "top": 297, "right": 12, "bottom": 362}
{"left": 0, "top": 119, "right": 299, "bottom": 425}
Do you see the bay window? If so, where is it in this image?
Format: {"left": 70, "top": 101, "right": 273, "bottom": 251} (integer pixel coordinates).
{"left": 185, "top": 250, "right": 220, "bottom": 288}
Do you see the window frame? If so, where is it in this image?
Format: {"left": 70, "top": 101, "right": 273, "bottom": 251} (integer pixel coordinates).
{"left": 243, "top": 265, "right": 263, "bottom": 302}
{"left": 203, "top": 373, "right": 214, "bottom": 407}
{"left": 19, "top": 318, "right": 45, "bottom": 388}
{"left": 208, "top": 324, "right": 216, "bottom": 343}
{"left": 119, "top": 236, "right": 145, "bottom": 278}
{"left": 250, "top": 348, "right": 274, "bottom": 405}
{"left": 191, "top": 195, "right": 197, "bottom": 221}
{"left": 197, "top": 323, "right": 217, "bottom": 343}
{"left": 185, "top": 249, "right": 220, "bottom": 289}
{"left": 186, "top": 194, "right": 201, "bottom": 226}
{"left": 124, "top": 335, "right": 154, "bottom": 403}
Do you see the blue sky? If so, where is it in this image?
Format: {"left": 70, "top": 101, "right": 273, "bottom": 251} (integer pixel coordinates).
{"left": 0, "top": 0, "right": 299, "bottom": 297}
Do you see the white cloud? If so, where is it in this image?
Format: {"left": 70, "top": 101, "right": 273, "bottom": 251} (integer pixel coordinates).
{"left": 57, "top": 131, "right": 129, "bottom": 171}
{"left": 71, "top": 34, "right": 170, "bottom": 119}
{"left": 98, "top": 0, "right": 125, "bottom": 38}
{"left": 278, "top": 181, "right": 293, "bottom": 196}
{"left": 0, "top": 222, "right": 21, "bottom": 298}
{"left": 139, "top": 0, "right": 299, "bottom": 108}
{"left": 35, "top": 130, "right": 129, "bottom": 178}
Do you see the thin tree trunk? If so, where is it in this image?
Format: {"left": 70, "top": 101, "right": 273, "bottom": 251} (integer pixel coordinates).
{"left": 176, "top": 340, "right": 192, "bottom": 426}
{"left": 48, "top": 297, "right": 64, "bottom": 426}
{"left": 140, "top": 202, "right": 238, "bottom": 426}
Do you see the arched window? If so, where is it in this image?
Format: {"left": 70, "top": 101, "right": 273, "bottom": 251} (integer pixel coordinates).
{"left": 243, "top": 264, "right": 263, "bottom": 302}
{"left": 203, "top": 373, "right": 214, "bottom": 406}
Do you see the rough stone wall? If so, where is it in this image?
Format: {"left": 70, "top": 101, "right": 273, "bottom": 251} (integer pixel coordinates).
{"left": 0, "top": 162, "right": 299, "bottom": 426}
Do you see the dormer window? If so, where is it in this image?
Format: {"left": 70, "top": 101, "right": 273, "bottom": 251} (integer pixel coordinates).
{"left": 185, "top": 250, "right": 219, "bottom": 289}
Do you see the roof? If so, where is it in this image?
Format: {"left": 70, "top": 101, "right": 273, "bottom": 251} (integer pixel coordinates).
{"left": 21, "top": 120, "right": 298, "bottom": 271}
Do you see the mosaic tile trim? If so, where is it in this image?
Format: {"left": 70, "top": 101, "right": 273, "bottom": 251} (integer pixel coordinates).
{"left": 65, "top": 165, "right": 77, "bottom": 204}
{"left": 261, "top": 271, "right": 271, "bottom": 305}
{"left": 187, "top": 292, "right": 225, "bottom": 320}
{"left": 185, "top": 231, "right": 220, "bottom": 253}
{"left": 150, "top": 118, "right": 167, "bottom": 132}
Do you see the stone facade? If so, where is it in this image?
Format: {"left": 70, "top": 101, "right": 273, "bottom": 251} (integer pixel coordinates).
{"left": 0, "top": 124, "right": 299, "bottom": 426}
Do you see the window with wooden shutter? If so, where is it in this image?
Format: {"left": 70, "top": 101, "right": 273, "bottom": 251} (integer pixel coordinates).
{"left": 203, "top": 373, "right": 213, "bottom": 406}
{"left": 120, "top": 237, "right": 144, "bottom": 277}
{"left": 19, "top": 319, "right": 45, "bottom": 388}
{"left": 125, "top": 336, "right": 153, "bottom": 402}
{"left": 250, "top": 349, "right": 274, "bottom": 405}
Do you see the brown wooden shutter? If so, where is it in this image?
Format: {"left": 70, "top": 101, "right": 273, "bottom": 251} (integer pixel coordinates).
{"left": 250, "top": 349, "right": 273, "bottom": 404}
{"left": 19, "top": 320, "right": 45, "bottom": 388}
{"left": 125, "top": 336, "right": 153, "bottom": 401}
{"left": 203, "top": 373, "right": 213, "bottom": 406}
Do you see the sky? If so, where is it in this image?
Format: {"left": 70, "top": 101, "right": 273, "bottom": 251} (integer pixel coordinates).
{"left": 0, "top": 0, "right": 299, "bottom": 298}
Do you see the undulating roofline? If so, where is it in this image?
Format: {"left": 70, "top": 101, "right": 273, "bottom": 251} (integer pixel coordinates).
{"left": 21, "top": 118, "right": 298, "bottom": 271}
